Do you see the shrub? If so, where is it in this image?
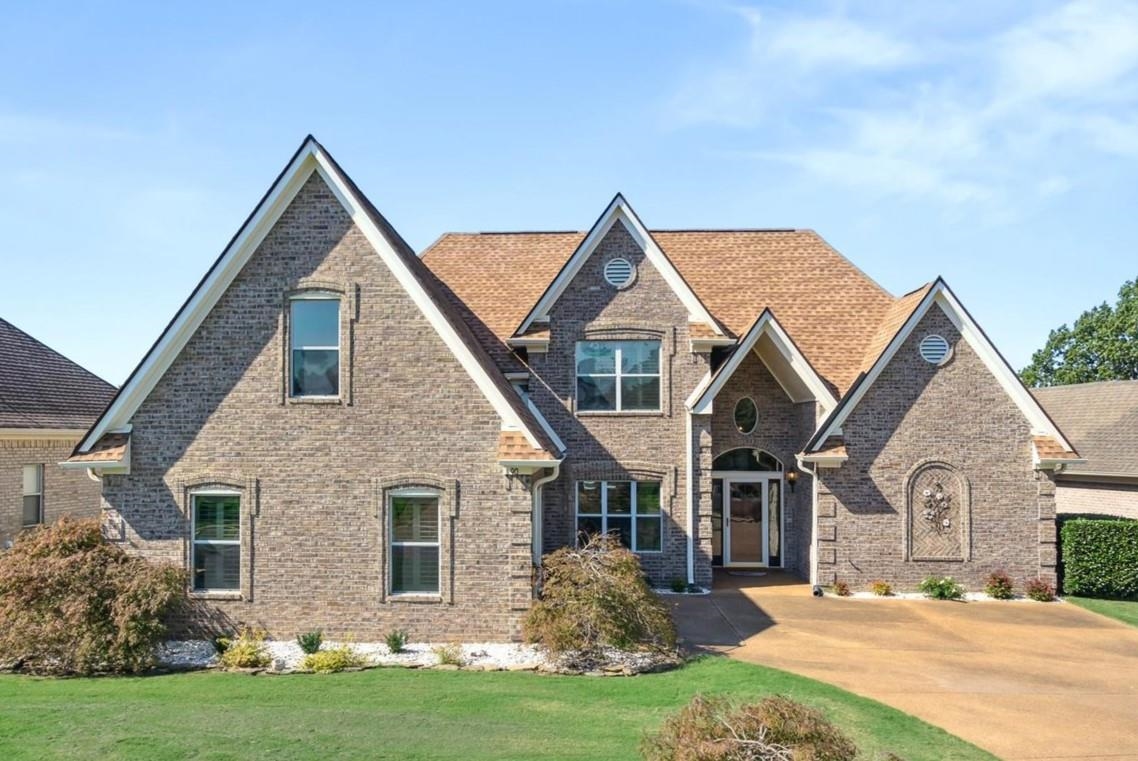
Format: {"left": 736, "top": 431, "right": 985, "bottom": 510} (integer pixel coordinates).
{"left": 217, "top": 628, "right": 271, "bottom": 669}
{"left": 641, "top": 693, "right": 858, "bottom": 761}
{"left": 919, "top": 576, "right": 965, "bottom": 600}
{"left": 869, "top": 580, "right": 892, "bottom": 597}
{"left": 832, "top": 581, "right": 851, "bottom": 597}
{"left": 670, "top": 577, "right": 688, "bottom": 593}
{"left": 985, "top": 570, "right": 1015, "bottom": 600}
{"left": 1061, "top": 518, "right": 1138, "bottom": 598}
{"left": 296, "top": 629, "right": 323, "bottom": 655}
{"left": 385, "top": 629, "right": 408, "bottom": 654}
{"left": 524, "top": 534, "right": 676, "bottom": 655}
{"left": 433, "top": 642, "right": 464, "bottom": 666}
{"left": 302, "top": 643, "right": 370, "bottom": 672}
{"left": 0, "top": 517, "right": 185, "bottom": 675}
{"left": 1024, "top": 578, "right": 1056, "bottom": 602}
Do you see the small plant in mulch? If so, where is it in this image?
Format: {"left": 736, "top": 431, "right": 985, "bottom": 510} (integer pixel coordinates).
{"left": 641, "top": 693, "right": 858, "bottom": 761}
{"left": 302, "top": 643, "right": 371, "bottom": 673}
{"left": 1024, "top": 578, "right": 1056, "bottom": 602}
{"left": 832, "top": 581, "right": 852, "bottom": 597}
{"left": 869, "top": 580, "right": 893, "bottom": 597}
{"left": 524, "top": 534, "right": 676, "bottom": 657}
{"left": 296, "top": 629, "right": 324, "bottom": 655}
{"left": 217, "top": 628, "right": 271, "bottom": 669}
{"left": 919, "top": 576, "right": 966, "bottom": 601}
{"left": 433, "top": 642, "right": 464, "bottom": 667}
{"left": 385, "top": 629, "right": 408, "bottom": 654}
{"left": 671, "top": 577, "right": 689, "bottom": 593}
{"left": 985, "top": 571, "right": 1015, "bottom": 600}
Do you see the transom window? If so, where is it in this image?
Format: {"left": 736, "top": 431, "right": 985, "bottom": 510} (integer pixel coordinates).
{"left": 22, "top": 465, "right": 43, "bottom": 527}
{"left": 575, "top": 340, "right": 660, "bottom": 412}
{"left": 575, "top": 480, "right": 662, "bottom": 552}
{"left": 290, "top": 296, "right": 340, "bottom": 397}
{"left": 191, "top": 493, "right": 240, "bottom": 591}
{"left": 390, "top": 492, "right": 440, "bottom": 595}
{"left": 712, "top": 448, "right": 782, "bottom": 471}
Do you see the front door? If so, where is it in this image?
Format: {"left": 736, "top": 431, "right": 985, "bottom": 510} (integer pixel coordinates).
{"left": 712, "top": 473, "right": 783, "bottom": 567}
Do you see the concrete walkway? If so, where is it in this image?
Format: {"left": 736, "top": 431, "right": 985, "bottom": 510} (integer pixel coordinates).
{"left": 671, "top": 573, "right": 1138, "bottom": 761}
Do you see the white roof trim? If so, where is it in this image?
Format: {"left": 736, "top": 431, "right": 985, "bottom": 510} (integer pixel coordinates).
{"left": 516, "top": 194, "right": 721, "bottom": 336}
{"left": 525, "top": 396, "right": 566, "bottom": 454}
{"left": 79, "top": 138, "right": 545, "bottom": 453}
{"left": 807, "top": 280, "right": 1075, "bottom": 453}
{"left": 687, "top": 311, "right": 838, "bottom": 415}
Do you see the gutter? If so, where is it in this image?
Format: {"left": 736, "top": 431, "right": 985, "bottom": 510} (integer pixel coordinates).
{"left": 530, "top": 462, "right": 561, "bottom": 566}
{"left": 686, "top": 409, "right": 695, "bottom": 586}
{"left": 796, "top": 454, "right": 820, "bottom": 588}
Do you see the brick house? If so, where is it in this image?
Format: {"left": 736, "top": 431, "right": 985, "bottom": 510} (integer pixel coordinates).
{"left": 66, "top": 138, "right": 1081, "bottom": 639}
{"left": 1, "top": 318, "right": 115, "bottom": 548}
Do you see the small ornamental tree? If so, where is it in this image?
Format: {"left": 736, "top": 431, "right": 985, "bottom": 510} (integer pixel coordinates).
{"left": 524, "top": 533, "right": 676, "bottom": 655}
{"left": 0, "top": 517, "right": 185, "bottom": 675}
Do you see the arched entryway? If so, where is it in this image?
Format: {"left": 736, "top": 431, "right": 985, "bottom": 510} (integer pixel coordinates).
{"left": 711, "top": 448, "right": 784, "bottom": 568}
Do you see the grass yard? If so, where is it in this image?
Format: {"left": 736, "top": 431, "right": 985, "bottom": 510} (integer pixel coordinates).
{"left": 1066, "top": 596, "right": 1138, "bottom": 628}
{"left": 0, "top": 655, "right": 992, "bottom": 761}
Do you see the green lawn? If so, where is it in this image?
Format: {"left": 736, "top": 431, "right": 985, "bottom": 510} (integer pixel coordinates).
{"left": 1067, "top": 596, "right": 1138, "bottom": 627}
{"left": 0, "top": 656, "right": 992, "bottom": 761}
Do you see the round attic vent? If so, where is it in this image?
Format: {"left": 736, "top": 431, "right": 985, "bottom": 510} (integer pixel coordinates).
{"left": 603, "top": 257, "right": 635, "bottom": 289}
{"left": 919, "top": 334, "right": 952, "bottom": 365}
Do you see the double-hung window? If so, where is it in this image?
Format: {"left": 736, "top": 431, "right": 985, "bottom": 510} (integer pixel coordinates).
{"left": 390, "top": 492, "right": 440, "bottom": 595}
{"left": 290, "top": 296, "right": 341, "bottom": 397}
{"left": 21, "top": 465, "right": 43, "bottom": 527}
{"left": 576, "top": 480, "right": 662, "bottom": 552}
{"left": 191, "top": 493, "right": 241, "bottom": 592}
{"left": 575, "top": 340, "right": 660, "bottom": 412}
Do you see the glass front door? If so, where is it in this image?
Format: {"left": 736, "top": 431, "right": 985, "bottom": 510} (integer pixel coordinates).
{"left": 712, "top": 474, "right": 784, "bottom": 567}
{"left": 728, "top": 482, "right": 764, "bottom": 564}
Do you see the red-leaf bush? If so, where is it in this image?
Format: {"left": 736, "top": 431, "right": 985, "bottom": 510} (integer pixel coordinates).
{"left": 0, "top": 517, "right": 185, "bottom": 675}
{"left": 985, "top": 570, "right": 1015, "bottom": 600}
{"left": 1024, "top": 577, "right": 1056, "bottom": 602}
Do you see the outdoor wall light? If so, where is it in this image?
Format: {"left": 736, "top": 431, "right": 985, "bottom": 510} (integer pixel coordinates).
{"left": 785, "top": 469, "right": 799, "bottom": 492}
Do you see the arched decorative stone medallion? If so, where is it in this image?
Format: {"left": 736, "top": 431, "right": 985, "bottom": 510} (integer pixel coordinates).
{"left": 904, "top": 461, "right": 971, "bottom": 562}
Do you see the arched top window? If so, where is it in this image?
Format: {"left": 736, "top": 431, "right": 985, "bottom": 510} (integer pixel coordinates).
{"left": 712, "top": 448, "right": 782, "bottom": 471}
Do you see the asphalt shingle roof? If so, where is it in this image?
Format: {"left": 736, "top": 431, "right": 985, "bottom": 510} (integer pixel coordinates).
{"left": 0, "top": 318, "right": 116, "bottom": 430}
{"left": 1032, "top": 380, "right": 1138, "bottom": 476}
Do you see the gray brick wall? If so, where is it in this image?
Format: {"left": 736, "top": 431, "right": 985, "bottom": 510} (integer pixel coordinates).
{"left": 1, "top": 436, "right": 102, "bottom": 546}
{"left": 816, "top": 305, "right": 1057, "bottom": 591}
{"left": 101, "top": 173, "right": 534, "bottom": 641}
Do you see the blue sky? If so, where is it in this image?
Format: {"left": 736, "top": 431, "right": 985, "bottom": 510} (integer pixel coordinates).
{"left": 2, "top": 0, "right": 1135, "bottom": 385}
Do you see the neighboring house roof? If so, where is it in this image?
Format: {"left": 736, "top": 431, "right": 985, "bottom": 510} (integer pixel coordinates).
{"left": 804, "top": 278, "right": 1078, "bottom": 463}
{"left": 1032, "top": 380, "right": 1138, "bottom": 477}
{"left": 72, "top": 136, "right": 561, "bottom": 467}
{"left": 423, "top": 226, "right": 898, "bottom": 394}
{"left": 0, "top": 317, "right": 115, "bottom": 430}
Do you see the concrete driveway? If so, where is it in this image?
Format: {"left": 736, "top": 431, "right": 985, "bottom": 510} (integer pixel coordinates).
{"left": 671, "top": 574, "right": 1138, "bottom": 761}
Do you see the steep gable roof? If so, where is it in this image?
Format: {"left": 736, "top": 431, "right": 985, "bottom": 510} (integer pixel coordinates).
{"left": 75, "top": 137, "right": 559, "bottom": 462}
{"left": 0, "top": 317, "right": 115, "bottom": 430}
{"left": 1033, "top": 380, "right": 1138, "bottom": 476}
{"left": 424, "top": 227, "right": 897, "bottom": 393}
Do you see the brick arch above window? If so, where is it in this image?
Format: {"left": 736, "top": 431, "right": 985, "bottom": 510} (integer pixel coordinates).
{"left": 376, "top": 474, "right": 458, "bottom": 604}
{"left": 281, "top": 279, "right": 358, "bottom": 406}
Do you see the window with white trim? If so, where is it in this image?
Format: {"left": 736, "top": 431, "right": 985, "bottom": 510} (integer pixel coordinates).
{"left": 575, "top": 341, "right": 660, "bottom": 411}
{"left": 576, "top": 480, "right": 662, "bottom": 552}
{"left": 290, "top": 296, "right": 340, "bottom": 397}
{"left": 22, "top": 465, "right": 43, "bottom": 527}
{"left": 191, "top": 492, "right": 240, "bottom": 592}
{"left": 390, "top": 491, "right": 441, "bottom": 595}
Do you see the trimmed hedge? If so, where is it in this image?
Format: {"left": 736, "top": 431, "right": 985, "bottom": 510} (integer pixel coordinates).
{"left": 1061, "top": 518, "right": 1138, "bottom": 599}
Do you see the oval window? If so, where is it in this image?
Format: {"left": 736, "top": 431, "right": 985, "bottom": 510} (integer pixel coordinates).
{"left": 733, "top": 397, "right": 758, "bottom": 434}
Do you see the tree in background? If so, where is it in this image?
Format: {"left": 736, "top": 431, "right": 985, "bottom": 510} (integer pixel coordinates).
{"left": 1021, "top": 277, "right": 1138, "bottom": 387}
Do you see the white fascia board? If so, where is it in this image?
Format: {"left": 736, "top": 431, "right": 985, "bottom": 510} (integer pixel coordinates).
{"left": 81, "top": 139, "right": 546, "bottom": 454}
{"left": 525, "top": 396, "right": 566, "bottom": 454}
{"left": 808, "top": 281, "right": 1074, "bottom": 453}
{"left": 688, "top": 312, "right": 837, "bottom": 415}
{"left": 516, "top": 195, "right": 721, "bottom": 336}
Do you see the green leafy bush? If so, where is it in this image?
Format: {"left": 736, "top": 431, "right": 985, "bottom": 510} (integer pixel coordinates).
{"left": 302, "top": 644, "right": 370, "bottom": 672}
{"left": 869, "top": 580, "right": 892, "bottom": 596}
{"left": 385, "top": 629, "right": 408, "bottom": 654}
{"left": 985, "top": 570, "right": 1015, "bottom": 600}
{"left": 670, "top": 577, "right": 688, "bottom": 593}
{"left": 524, "top": 534, "right": 676, "bottom": 655}
{"left": 919, "top": 576, "right": 965, "bottom": 600}
{"left": 641, "top": 693, "right": 858, "bottom": 761}
{"left": 296, "top": 629, "right": 323, "bottom": 655}
{"left": 1024, "top": 578, "right": 1056, "bottom": 602}
{"left": 1061, "top": 519, "right": 1138, "bottom": 598}
{"left": 0, "top": 517, "right": 185, "bottom": 675}
{"left": 217, "top": 628, "right": 271, "bottom": 669}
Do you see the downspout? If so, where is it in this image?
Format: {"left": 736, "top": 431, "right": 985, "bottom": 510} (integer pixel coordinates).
{"left": 796, "top": 455, "right": 820, "bottom": 588}
{"left": 686, "top": 409, "right": 695, "bottom": 586}
{"left": 531, "top": 463, "right": 561, "bottom": 567}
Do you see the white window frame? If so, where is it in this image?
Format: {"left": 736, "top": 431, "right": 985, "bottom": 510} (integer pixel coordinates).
{"left": 21, "top": 464, "right": 43, "bottom": 527}
{"left": 189, "top": 489, "right": 242, "bottom": 593}
{"left": 575, "top": 340, "right": 661, "bottom": 412}
{"left": 388, "top": 488, "right": 442, "bottom": 597}
{"left": 575, "top": 480, "right": 662, "bottom": 553}
{"left": 289, "top": 292, "right": 342, "bottom": 399}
